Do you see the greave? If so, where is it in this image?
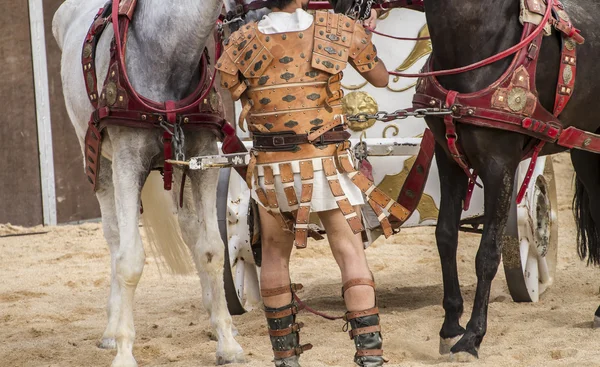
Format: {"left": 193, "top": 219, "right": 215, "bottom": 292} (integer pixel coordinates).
{"left": 263, "top": 284, "right": 312, "bottom": 367}
{"left": 345, "top": 308, "right": 385, "bottom": 367}
{"left": 342, "top": 278, "right": 385, "bottom": 366}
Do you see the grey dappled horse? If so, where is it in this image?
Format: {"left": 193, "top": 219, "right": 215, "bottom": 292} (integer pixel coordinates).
{"left": 53, "top": 1, "right": 244, "bottom": 366}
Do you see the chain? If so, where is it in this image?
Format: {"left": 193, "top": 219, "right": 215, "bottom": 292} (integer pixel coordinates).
{"left": 347, "top": 0, "right": 364, "bottom": 19}
{"left": 160, "top": 120, "right": 186, "bottom": 161}
{"left": 347, "top": 0, "right": 376, "bottom": 20}
{"left": 346, "top": 108, "right": 453, "bottom": 123}
{"left": 363, "top": 0, "right": 374, "bottom": 20}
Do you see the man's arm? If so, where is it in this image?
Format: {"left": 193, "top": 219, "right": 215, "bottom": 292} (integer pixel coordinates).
{"left": 348, "top": 22, "right": 389, "bottom": 88}
{"left": 360, "top": 60, "right": 389, "bottom": 87}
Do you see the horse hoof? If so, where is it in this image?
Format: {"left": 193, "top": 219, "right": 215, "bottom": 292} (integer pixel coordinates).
{"left": 111, "top": 354, "right": 138, "bottom": 367}
{"left": 216, "top": 353, "right": 245, "bottom": 365}
{"left": 439, "top": 335, "right": 463, "bottom": 355}
{"left": 594, "top": 316, "right": 600, "bottom": 329}
{"left": 217, "top": 345, "right": 245, "bottom": 365}
{"left": 450, "top": 351, "right": 478, "bottom": 363}
{"left": 97, "top": 337, "right": 117, "bottom": 349}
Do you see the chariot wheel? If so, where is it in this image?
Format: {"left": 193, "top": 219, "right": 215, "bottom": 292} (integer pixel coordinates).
{"left": 217, "top": 168, "right": 262, "bottom": 315}
{"left": 503, "top": 157, "right": 558, "bottom": 302}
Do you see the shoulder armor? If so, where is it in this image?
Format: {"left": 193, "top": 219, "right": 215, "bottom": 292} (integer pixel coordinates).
{"left": 312, "top": 11, "right": 355, "bottom": 74}
{"left": 349, "top": 22, "right": 379, "bottom": 73}
{"left": 224, "top": 23, "right": 274, "bottom": 79}
{"left": 216, "top": 49, "right": 246, "bottom": 100}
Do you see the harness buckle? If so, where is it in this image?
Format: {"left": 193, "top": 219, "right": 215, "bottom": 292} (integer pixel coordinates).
{"left": 450, "top": 104, "right": 463, "bottom": 118}
{"left": 273, "top": 136, "right": 285, "bottom": 146}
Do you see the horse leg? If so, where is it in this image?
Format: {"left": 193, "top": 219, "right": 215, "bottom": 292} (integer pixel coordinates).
{"left": 110, "top": 133, "right": 156, "bottom": 367}
{"left": 95, "top": 156, "right": 120, "bottom": 350}
{"left": 570, "top": 149, "right": 600, "bottom": 328}
{"left": 434, "top": 143, "right": 469, "bottom": 354}
{"left": 450, "top": 143, "right": 521, "bottom": 361}
{"left": 181, "top": 167, "right": 245, "bottom": 365}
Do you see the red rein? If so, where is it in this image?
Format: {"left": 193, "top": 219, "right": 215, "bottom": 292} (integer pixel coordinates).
{"left": 389, "top": 0, "right": 555, "bottom": 78}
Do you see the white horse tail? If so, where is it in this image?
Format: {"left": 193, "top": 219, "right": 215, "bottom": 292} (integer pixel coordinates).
{"left": 141, "top": 171, "right": 194, "bottom": 275}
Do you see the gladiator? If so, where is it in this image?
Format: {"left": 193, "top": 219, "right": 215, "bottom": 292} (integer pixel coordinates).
{"left": 217, "top": 1, "right": 409, "bottom": 365}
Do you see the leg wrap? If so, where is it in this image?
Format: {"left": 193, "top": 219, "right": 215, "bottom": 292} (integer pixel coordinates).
{"left": 263, "top": 285, "right": 312, "bottom": 366}
{"left": 342, "top": 279, "right": 385, "bottom": 366}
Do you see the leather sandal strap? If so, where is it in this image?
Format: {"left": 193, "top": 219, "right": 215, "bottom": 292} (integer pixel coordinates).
{"left": 356, "top": 349, "right": 384, "bottom": 357}
{"left": 348, "top": 325, "right": 381, "bottom": 339}
{"left": 273, "top": 344, "right": 313, "bottom": 359}
{"left": 269, "top": 322, "right": 304, "bottom": 337}
{"left": 344, "top": 306, "right": 379, "bottom": 321}
{"left": 265, "top": 304, "right": 304, "bottom": 319}
{"left": 261, "top": 283, "right": 304, "bottom": 298}
{"left": 341, "top": 278, "right": 375, "bottom": 297}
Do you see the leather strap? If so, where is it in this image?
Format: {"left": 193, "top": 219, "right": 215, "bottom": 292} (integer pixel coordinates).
{"left": 554, "top": 32, "right": 577, "bottom": 116}
{"left": 307, "top": 115, "right": 344, "bottom": 143}
{"left": 294, "top": 160, "right": 314, "bottom": 249}
{"left": 367, "top": 199, "right": 393, "bottom": 238}
{"left": 269, "top": 322, "right": 304, "bottom": 337}
{"left": 273, "top": 344, "right": 313, "bottom": 359}
{"left": 279, "top": 163, "right": 299, "bottom": 213}
{"left": 261, "top": 284, "right": 303, "bottom": 298}
{"left": 252, "top": 130, "right": 350, "bottom": 151}
{"left": 392, "top": 128, "right": 435, "bottom": 227}
{"left": 338, "top": 155, "right": 411, "bottom": 223}
{"left": 238, "top": 99, "right": 252, "bottom": 132}
{"left": 344, "top": 307, "right": 380, "bottom": 321}
{"left": 84, "top": 121, "right": 103, "bottom": 189}
{"left": 356, "top": 349, "right": 384, "bottom": 357}
{"left": 322, "top": 158, "right": 363, "bottom": 234}
{"left": 349, "top": 325, "right": 381, "bottom": 340}
{"left": 265, "top": 304, "right": 303, "bottom": 319}
{"left": 263, "top": 166, "right": 291, "bottom": 230}
{"left": 342, "top": 278, "right": 375, "bottom": 297}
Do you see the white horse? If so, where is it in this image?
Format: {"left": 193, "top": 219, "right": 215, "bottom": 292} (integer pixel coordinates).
{"left": 52, "top": 1, "right": 245, "bottom": 366}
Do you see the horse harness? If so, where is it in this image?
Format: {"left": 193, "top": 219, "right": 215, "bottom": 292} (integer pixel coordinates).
{"left": 413, "top": 0, "right": 600, "bottom": 208}
{"left": 81, "top": 0, "right": 247, "bottom": 191}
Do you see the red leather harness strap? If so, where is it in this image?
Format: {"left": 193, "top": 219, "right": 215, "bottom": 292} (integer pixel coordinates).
{"left": 82, "top": 0, "right": 247, "bottom": 192}
{"left": 411, "top": 1, "right": 600, "bottom": 207}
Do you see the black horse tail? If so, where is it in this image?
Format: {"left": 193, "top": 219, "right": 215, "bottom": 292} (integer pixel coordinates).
{"left": 573, "top": 174, "right": 600, "bottom": 266}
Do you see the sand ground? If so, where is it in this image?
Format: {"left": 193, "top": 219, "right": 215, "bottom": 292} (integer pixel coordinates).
{"left": 1, "top": 152, "right": 599, "bottom": 367}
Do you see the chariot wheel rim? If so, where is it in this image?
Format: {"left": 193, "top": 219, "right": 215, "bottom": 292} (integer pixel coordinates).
{"left": 218, "top": 168, "right": 262, "bottom": 315}
{"left": 503, "top": 157, "right": 558, "bottom": 302}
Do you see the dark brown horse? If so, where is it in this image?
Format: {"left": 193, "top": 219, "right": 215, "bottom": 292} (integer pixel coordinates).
{"left": 422, "top": 0, "right": 600, "bottom": 360}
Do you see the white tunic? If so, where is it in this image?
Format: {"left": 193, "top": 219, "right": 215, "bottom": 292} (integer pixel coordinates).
{"left": 251, "top": 9, "right": 365, "bottom": 213}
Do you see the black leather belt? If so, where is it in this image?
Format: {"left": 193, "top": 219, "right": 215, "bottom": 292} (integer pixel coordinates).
{"left": 252, "top": 130, "right": 351, "bottom": 151}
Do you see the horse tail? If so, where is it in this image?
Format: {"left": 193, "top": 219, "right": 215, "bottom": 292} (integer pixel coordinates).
{"left": 573, "top": 170, "right": 600, "bottom": 266}
{"left": 140, "top": 172, "right": 194, "bottom": 275}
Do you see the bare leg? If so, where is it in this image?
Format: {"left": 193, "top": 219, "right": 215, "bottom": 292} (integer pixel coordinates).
{"left": 318, "top": 208, "right": 374, "bottom": 311}
{"left": 258, "top": 205, "right": 295, "bottom": 309}
{"left": 258, "top": 205, "right": 304, "bottom": 367}
{"left": 318, "top": 208, "right": 384, "bottom": 367}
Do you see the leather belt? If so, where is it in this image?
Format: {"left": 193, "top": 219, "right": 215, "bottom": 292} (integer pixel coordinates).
{"left": 253, "top": 130, "right": 350, "bottom": 151}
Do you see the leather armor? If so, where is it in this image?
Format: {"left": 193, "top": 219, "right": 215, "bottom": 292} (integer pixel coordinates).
{"left": 217, "top": 11, "right": 379, "bottom": 164}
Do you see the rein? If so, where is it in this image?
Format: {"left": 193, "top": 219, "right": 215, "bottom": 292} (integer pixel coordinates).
{"left": 389, "top": 0, "right": 555, "bottom": 77}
